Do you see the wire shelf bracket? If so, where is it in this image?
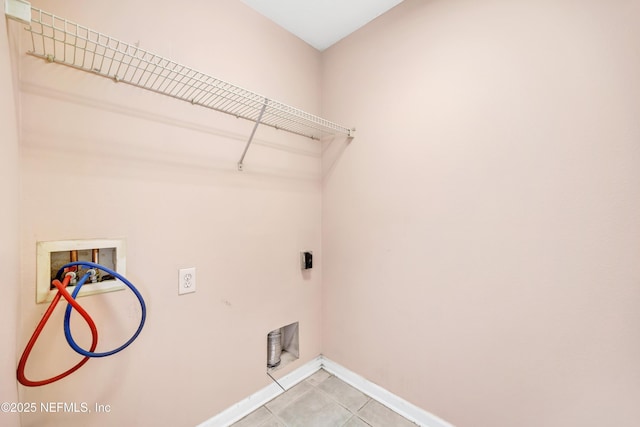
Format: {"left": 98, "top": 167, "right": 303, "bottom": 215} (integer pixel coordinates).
{"left": 238, "top": 100, "right": 268, "bottom": 171}
{"left": 5, "top": 0, "right": 355, "bottom": 171}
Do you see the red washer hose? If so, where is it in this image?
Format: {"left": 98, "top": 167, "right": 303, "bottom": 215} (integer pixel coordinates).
{"left": 17, "top": 274, "right": 98, "bottom": 387}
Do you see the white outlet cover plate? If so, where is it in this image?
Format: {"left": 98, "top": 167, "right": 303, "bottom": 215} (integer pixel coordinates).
{"left": 179, "top": 267, "right": 196, "bottom": 295}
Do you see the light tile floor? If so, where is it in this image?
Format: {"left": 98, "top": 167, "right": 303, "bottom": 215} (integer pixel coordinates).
{"left": 230, "top": 369, "right": 417, "bottom": 427}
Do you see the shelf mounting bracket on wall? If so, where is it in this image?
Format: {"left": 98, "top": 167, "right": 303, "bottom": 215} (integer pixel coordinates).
{"left": 4, "top": 0, "right": 31, "bottom": 24}
{"left": 4, "top": 0, "right": 356, "bottom": 170}
{"left": 238, "top": 99, "right": 268, "bottom": 171}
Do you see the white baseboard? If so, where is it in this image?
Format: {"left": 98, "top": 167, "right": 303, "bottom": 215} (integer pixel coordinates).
{"left": 196, "top": 355, "right": 453, "bottom": 427}
{"left": 196, "top": 356, "right": 322, "bottom": 427}
{"left": 321, "top": 357, "right": 454, "bottom": 427}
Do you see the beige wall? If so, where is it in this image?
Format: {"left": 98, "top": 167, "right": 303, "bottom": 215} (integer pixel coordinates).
{"left": 15, "top": 1, "right": 322, "bottom": 426}
{"left": 8, "top": 0, "right": 640, "bottom": 426}
{"left": 322, "top": 1, "right": 640, "bottom": 426}
{"left": 0, "top": 8, "right": 21, "bottom": 427}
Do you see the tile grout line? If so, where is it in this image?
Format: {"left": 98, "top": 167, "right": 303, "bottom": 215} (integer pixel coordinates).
{"left": 321, "top": 357, "right": 453, "bottom": 427}
{"left": 262, "top": 371, "right": 334, "bottom": 426}
{"left": 267, "top": 386, "right": 314, "bottom": 416}
{"left": 312, "top": 374, "right": 370, "bottom": 417}
{"left": 309, "top": 372, "right": 380, "bottom": 427}
{"left": 263, "top": 405, "right": 288, "bottom": 427}
{"left": 210, "top": 357, "right": 453, "bottom": 427}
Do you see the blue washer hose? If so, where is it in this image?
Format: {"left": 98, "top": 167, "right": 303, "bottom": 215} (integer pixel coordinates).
{"left": 57, "top": 261, "right": 146, "bottom": 358}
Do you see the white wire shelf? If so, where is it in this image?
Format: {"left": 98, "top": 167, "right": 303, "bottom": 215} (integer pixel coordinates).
{"left": 7, "top": 3, "right": 354, "bottom": 168}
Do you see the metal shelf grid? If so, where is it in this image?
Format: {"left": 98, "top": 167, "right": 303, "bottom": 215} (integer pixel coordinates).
{"left": 21, "top": 7, "right": 354, "bottom": 141}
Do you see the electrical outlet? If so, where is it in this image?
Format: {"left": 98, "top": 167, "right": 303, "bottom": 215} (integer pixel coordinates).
{"left": 179, "top": 267, "right": 196, "bottom": 295}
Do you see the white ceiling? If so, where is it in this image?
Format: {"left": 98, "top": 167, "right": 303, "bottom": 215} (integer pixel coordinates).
{"left": 241, "top": 0, "right": 405, "bottom": 51}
